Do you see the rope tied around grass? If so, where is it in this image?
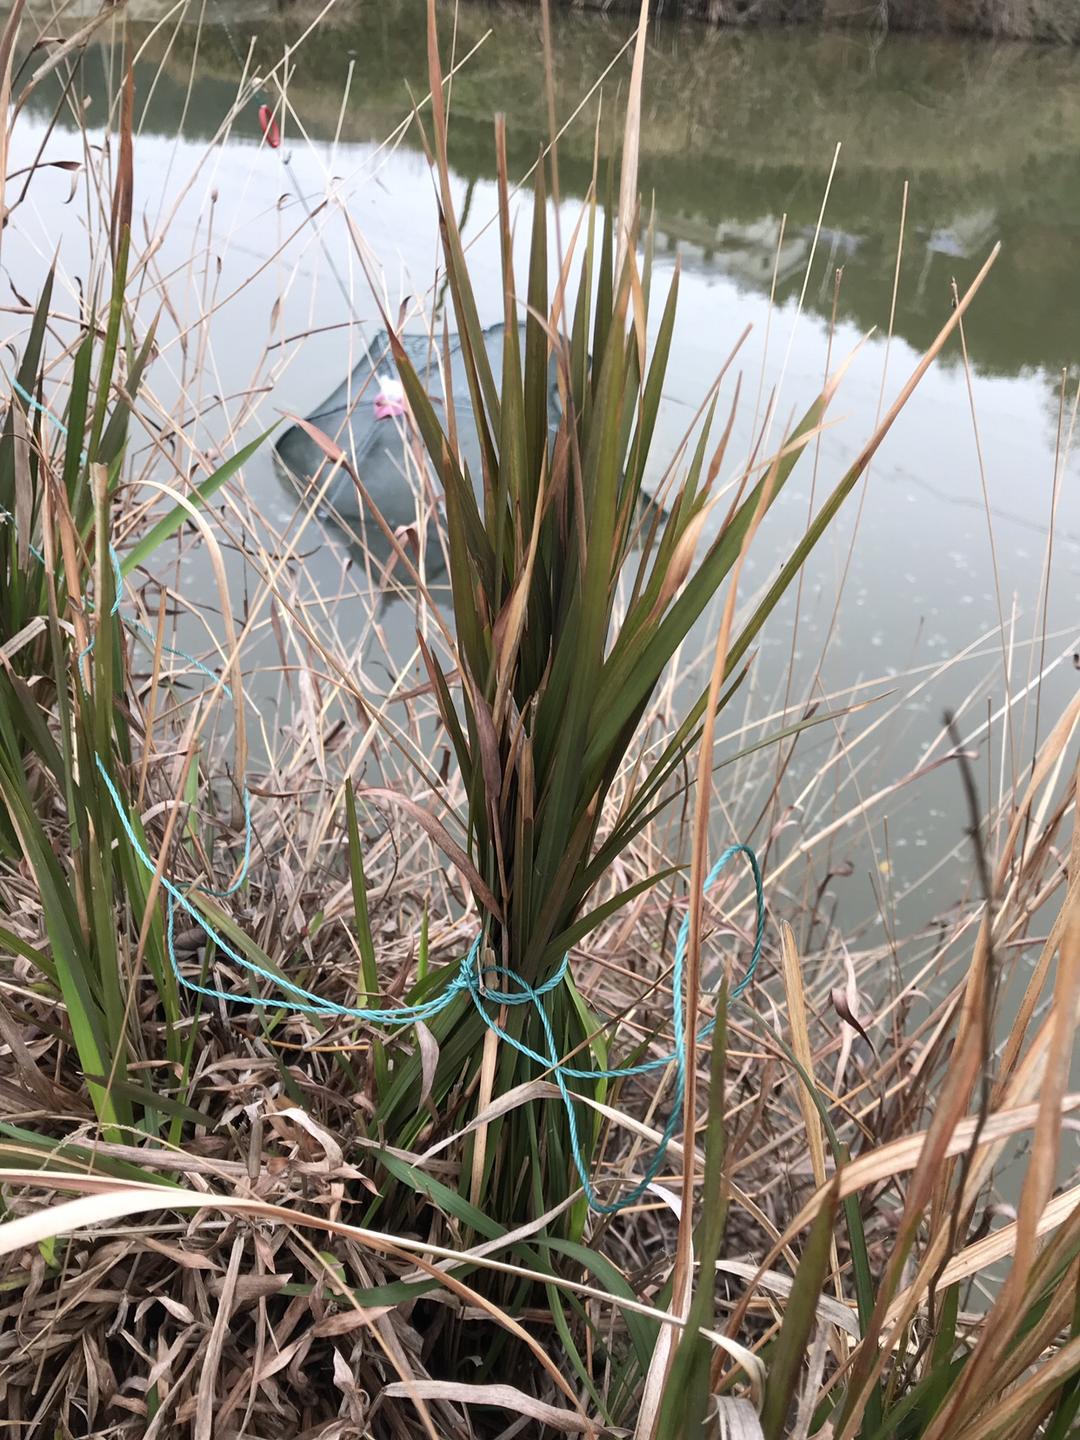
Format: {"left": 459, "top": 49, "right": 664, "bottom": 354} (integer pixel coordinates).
{"left": 98, "top": 752, "right": 764, "bottom": 1214}
{"left": 5, "top": 367, "right": 765, "bottom": 1211}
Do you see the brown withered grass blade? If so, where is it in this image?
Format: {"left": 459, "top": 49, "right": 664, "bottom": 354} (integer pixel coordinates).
{"left": 615, "top": 0, "right": 650, "bottom": 276}
{"left": 0, "top": 0, "right": 26, "bottom": 237}
{"left": 780, "top": 920, "right": 828, "bottom": 1194}
{"left": 760, "top": 1176, "right": 840, "bottom": 1440}
{"left": 920, "top": 764, "right": 1080, "bottom": 1440}
{"left": 382, "top": 1381, "right": 598, "bottom": 1434}
{"left": 111, "top": 61, "right": 134, "bottom": 263}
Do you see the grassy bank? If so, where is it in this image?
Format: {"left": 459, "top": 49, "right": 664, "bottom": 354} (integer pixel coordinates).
{"left": 26, "top": 0, "right": 1080, "bottom": 41}
{"left": 1, "top": 3, "right": 1080, "bottom": 1437}
{"left": 562, "top": 0, "right": 1080, "bottom": 43}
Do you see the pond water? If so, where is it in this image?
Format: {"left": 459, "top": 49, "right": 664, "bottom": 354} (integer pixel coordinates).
{"left": 9, "top": 1, "right": 1080, "bottom": 967}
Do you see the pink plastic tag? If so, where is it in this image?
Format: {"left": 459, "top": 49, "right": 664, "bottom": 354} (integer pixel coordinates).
{"left": 374, "top": 379, "right": 408, "bottom": 420}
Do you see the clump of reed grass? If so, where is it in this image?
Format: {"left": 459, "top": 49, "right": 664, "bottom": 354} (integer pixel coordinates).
{"left": 331, "top": 0, "right": 1002, "bottom": 1246}
{"left": 0, "top": 2, "right": 1078, "bottom": 1438}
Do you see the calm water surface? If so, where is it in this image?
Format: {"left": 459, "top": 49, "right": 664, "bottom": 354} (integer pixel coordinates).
{"left": 9, "top": 2, "right": 1080, "bottom": 959}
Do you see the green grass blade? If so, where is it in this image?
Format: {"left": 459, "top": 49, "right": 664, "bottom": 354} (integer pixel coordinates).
{"left": 0, "top": 263, "right": 54, "bottom": 515}
{"left": 82, "top": 1075, "right": 213, "bottom": 1128}
{"left": 760, "top": 1173, "right": 840, "bottom": 1440}
{"left": 654, "top": 991, "right": 729, "bottom": 1436}
{"left": 0, "top": 759, "right": 119, "bottom": 1128}
{"left": 539, "top": 866, "right": 678, "bottom": 973}
{"left": 120, "top": 427, "right": 273, "bottom": 576}
{"left": 763, "top": 1024, "right": 881, "bottom": 1429}
{"left": 522, "top": 154, "right": 549, "bottom": 503}
{"left": 63, "top": 326, "right": 95, "bottom": 522}
{"left": 1041, "top": 1272, "right": 1080, "bottom": 1440}
{"left": 542, "top": 1237, "right": 658, "bottom": 1376}
{"left": 376, "top": 1147, "right": 504, "bottom": 1241}
{"left": 585, "top": 391, "right": 830, "bottom": 778}
{"left": 97, "top": 313, "right": 158, "bottom": 467}
{"left": 87, "top": 228, "right": 129, "bottom": 463}
{"left": 0, "top": 1123, "right": 178, "bottom": 1186}
{"left": 0, "top": 924, "right": 58, "bottom": 986}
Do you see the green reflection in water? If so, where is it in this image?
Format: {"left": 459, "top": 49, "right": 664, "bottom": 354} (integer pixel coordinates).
{"left": 24, "top": 2, "right": 1080, "bottom": 379}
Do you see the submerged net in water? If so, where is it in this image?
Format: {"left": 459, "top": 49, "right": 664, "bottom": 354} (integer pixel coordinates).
{"left": 274, "top": 322, "right": 561, "bottom": 534}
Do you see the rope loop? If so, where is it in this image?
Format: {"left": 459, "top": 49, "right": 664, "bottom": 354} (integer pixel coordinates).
{"left": 99, "top": 755, "right": 765, "bottom": 1213}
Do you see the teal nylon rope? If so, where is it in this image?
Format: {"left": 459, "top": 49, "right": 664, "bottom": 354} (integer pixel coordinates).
{"left": 97, "top": 745, "right": 763, "bottom": 1214}
{"left": 9, "top": 374, "right": 73, "bottom": 444}
{"left": 7, "top": 371, "right": 765, "bottom": 1212}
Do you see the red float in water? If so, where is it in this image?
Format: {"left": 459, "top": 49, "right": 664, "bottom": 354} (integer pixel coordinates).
{"left": 258, "top": 105, "right": 281, "bottom": 149}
